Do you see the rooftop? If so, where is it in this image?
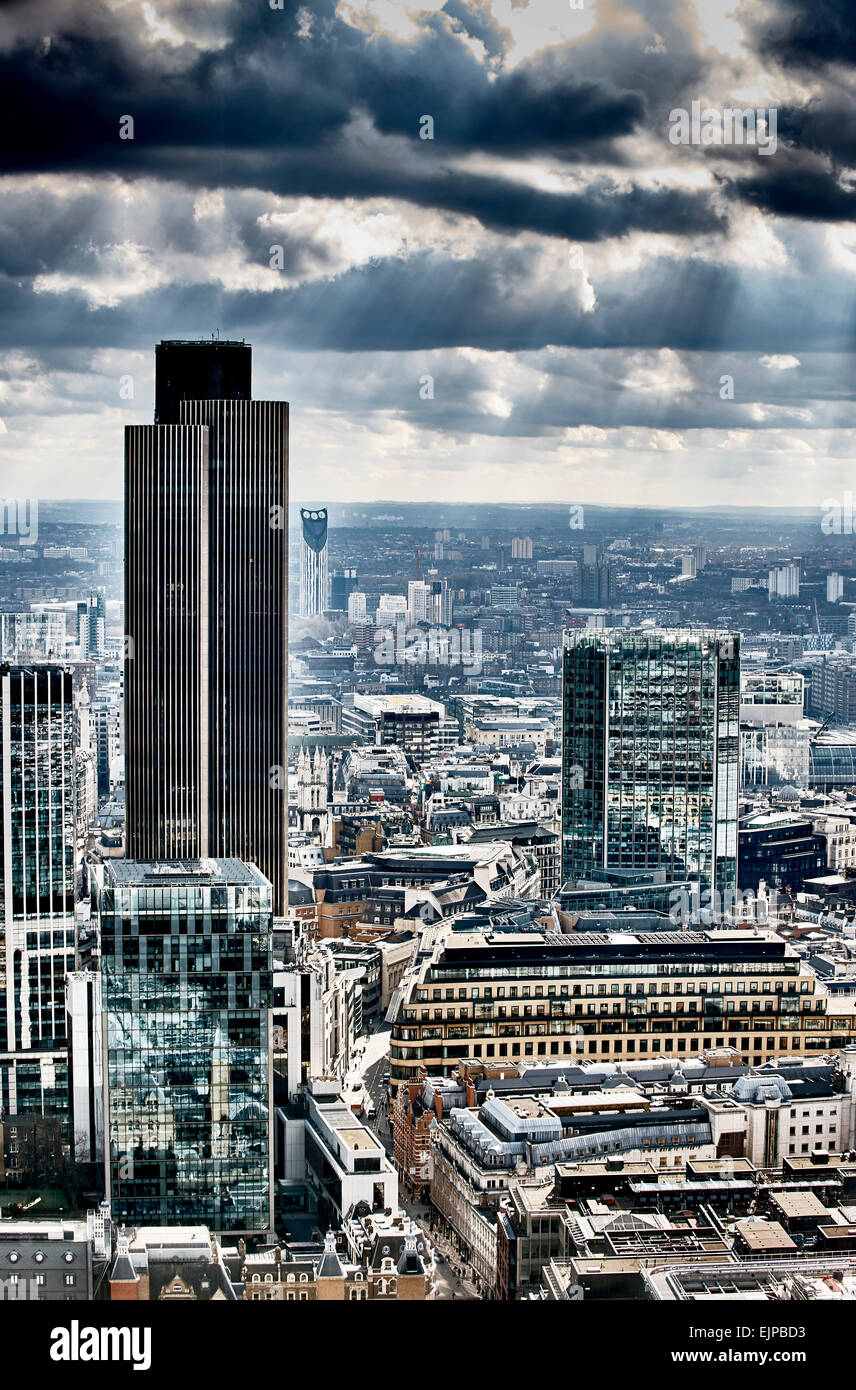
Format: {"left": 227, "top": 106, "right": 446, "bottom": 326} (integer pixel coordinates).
{"left": 105, "top": 858, "right": 270, "bottom": 888}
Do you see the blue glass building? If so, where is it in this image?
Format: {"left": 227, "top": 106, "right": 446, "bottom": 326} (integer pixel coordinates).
{"left": 562, "top": 630, "right": 740, "bottom": 899}
{"left": 0, "top": 664, "right": 76, "bottom": 1125}
{"left": 98, "top": 858, "right": 273, "bottom": 1233}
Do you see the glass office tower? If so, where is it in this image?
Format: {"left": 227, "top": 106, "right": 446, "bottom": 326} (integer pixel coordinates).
{"left": 561, "top": 630, "right": 739, "bottom": 899}
{"left": 0, "top": 665, "right": 76, "bottom": 1124}
{"left": 98, "top": 858, "right": 274, "bottom": 1233}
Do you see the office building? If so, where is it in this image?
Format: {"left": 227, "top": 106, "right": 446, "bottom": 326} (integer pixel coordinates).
{"left": 389, "top": 925, "right": 856, "bottom": 1083}
{"left": 232, "top": 1215, "right": 433, "bottom": 1302}
{"left": 0, "top": 613, "right": 67, "bottom": 662}
{"left": 0, "top": 665, "right": 76, "bottom": 1125}
{"left": 740, "top": 723, "right": 812, "bottom": 789}
{"left": 76, "top": 591, "right": 106, "bottom": 660}
{"left": 299, "top": 508, "right": 329, "bottom": 617}
{"left": 768, "top": 564, "right": 800, "bottom": 598}
{"left": 738, "top": 813, "right": 828, "bottom": 894}
{"left": 491, "top": 584, "right": 520, "bottom": 610}
{"left": 810, "top": 660, "right": 856, "bottom": 724}
{"left": 154, "top": 337, "right": 251, "bottom": 424}
{"left": 0, "top": 1217, "right": 101, "bottom": 1301}
{"left": 92, "top": 690, "right": 122, "bottom": 799}
{"left": 272, "top": 942, "right": 361, "bottom": 1104}
{"left": 810, "top": 732, "right": 856, "bottom": 791}
{"left": 125, "top": 340, "right": 288, "bottom": 914}
{"left": 375, "top": 594, "right": 407, "bottom": 626}
{"left": 407, "top": 580, "right": 428, "bottom": 626}
{"left": 427, "top": 579, "right": 453, "bottom": 626}
{"left": 343, "top": 693, "right": 447, "bottom": 760}
{"left": 279, "top": 1080, "right": 398, "bottom": 1227}
{"left": 65, "top": 970, "right": 104, "bottom": 1168}
{"left": 98, "top": 858, "right": 274, "bottom": 1233}
{"left": 536, "top": 559, "right": 579, "bottom": 580}
{"left": 740, "top": 672, "right": 804, "bottom": 723}
{"left": 329, "top": 567, "right": 357, "bottom": 612}
{"left": 580, "top": 562, "right": 616, "bottom": 606}
{"left": 347, "top": 591, "right": 367, "bottom": 625}
{"left": 561, "top": 630, "right": 740, "bottom": 898}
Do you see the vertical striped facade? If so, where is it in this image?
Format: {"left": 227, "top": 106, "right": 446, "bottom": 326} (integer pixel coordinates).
{"left": 125, "top": 364, "right": 288, "bottom": 913}
{"left": 125, "top": 425, "right": 210, "bottom": 862}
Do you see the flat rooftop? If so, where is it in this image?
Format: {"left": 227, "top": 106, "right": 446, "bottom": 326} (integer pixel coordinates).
{"left": 105, "top": 858, "right": 269, "bottom": 888}
{"left": 318, "top": 1103, "right": 382, "bottom": 1152}
{"left": 557, "top": 1161, "right": 657, "bottom": 1180}
{"left": 735, "top": 1220, "right": 797, "bottom": 1252}
{"left": 353, "top": 693, "right": 444, "bottom": 715}
{"left": 689, "top": 1158, "right": 757, "bottom": 1176}
{"left": 770, "top": 1190, "right": 830, "bottom": 1220}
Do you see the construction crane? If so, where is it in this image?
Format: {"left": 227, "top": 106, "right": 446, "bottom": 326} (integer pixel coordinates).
{"left": 810, "top": 710, "right": 835, "bottom": 742}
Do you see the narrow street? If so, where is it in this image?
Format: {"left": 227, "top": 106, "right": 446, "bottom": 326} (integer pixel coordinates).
{"left": 397, "top": 1193, "right": 479, "bottom": 1301}
{"left": 347, "top": 1025, "right": 477, "bottom": 1300}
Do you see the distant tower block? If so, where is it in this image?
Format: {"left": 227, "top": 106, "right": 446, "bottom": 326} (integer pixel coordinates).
{"left": 300, "top": 508, "right": 329, "bottom": 616}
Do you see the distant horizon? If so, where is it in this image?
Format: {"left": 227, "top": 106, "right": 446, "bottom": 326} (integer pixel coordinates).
{"left": 31, "top": 498, "right": 837, "bottom": 518}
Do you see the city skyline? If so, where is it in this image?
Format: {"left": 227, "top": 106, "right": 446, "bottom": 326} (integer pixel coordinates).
{"left": 0, "top": 0, "right": 854, "bottom": 508}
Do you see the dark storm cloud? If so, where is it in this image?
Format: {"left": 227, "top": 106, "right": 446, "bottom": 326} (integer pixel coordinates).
{"left": 441, "top": 0, "right": 512, "bottom": 62}
{"left": 723, "top": 0, "right": 856, "bottom": 220}
{"left": 0, "top": 0, "right": 729, "bottom": 244}
{"left": 751, "top": 0, "right": 856, "bottom": 71}
{"left": 733, "top": 156, "right": 856, "bottom": 223}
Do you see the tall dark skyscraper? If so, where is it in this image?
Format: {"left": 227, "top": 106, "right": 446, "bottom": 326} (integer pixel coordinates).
{"left": 125, "top": 341, "right": 288, "bottom": 913}
{"left": 561, "top": 629, "right": 740, "bottom": 899}
{"left": 154, "top": 338, "right": 252, "bottom": 425}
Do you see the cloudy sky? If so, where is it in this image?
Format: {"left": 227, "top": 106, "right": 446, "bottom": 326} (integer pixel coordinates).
{"left": 0, "top": 0, "right": 854, "bottom": 507}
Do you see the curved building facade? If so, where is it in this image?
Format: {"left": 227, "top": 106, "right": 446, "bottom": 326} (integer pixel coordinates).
{"left": 810, "top": 738, "right": 856, "bottom": 791}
